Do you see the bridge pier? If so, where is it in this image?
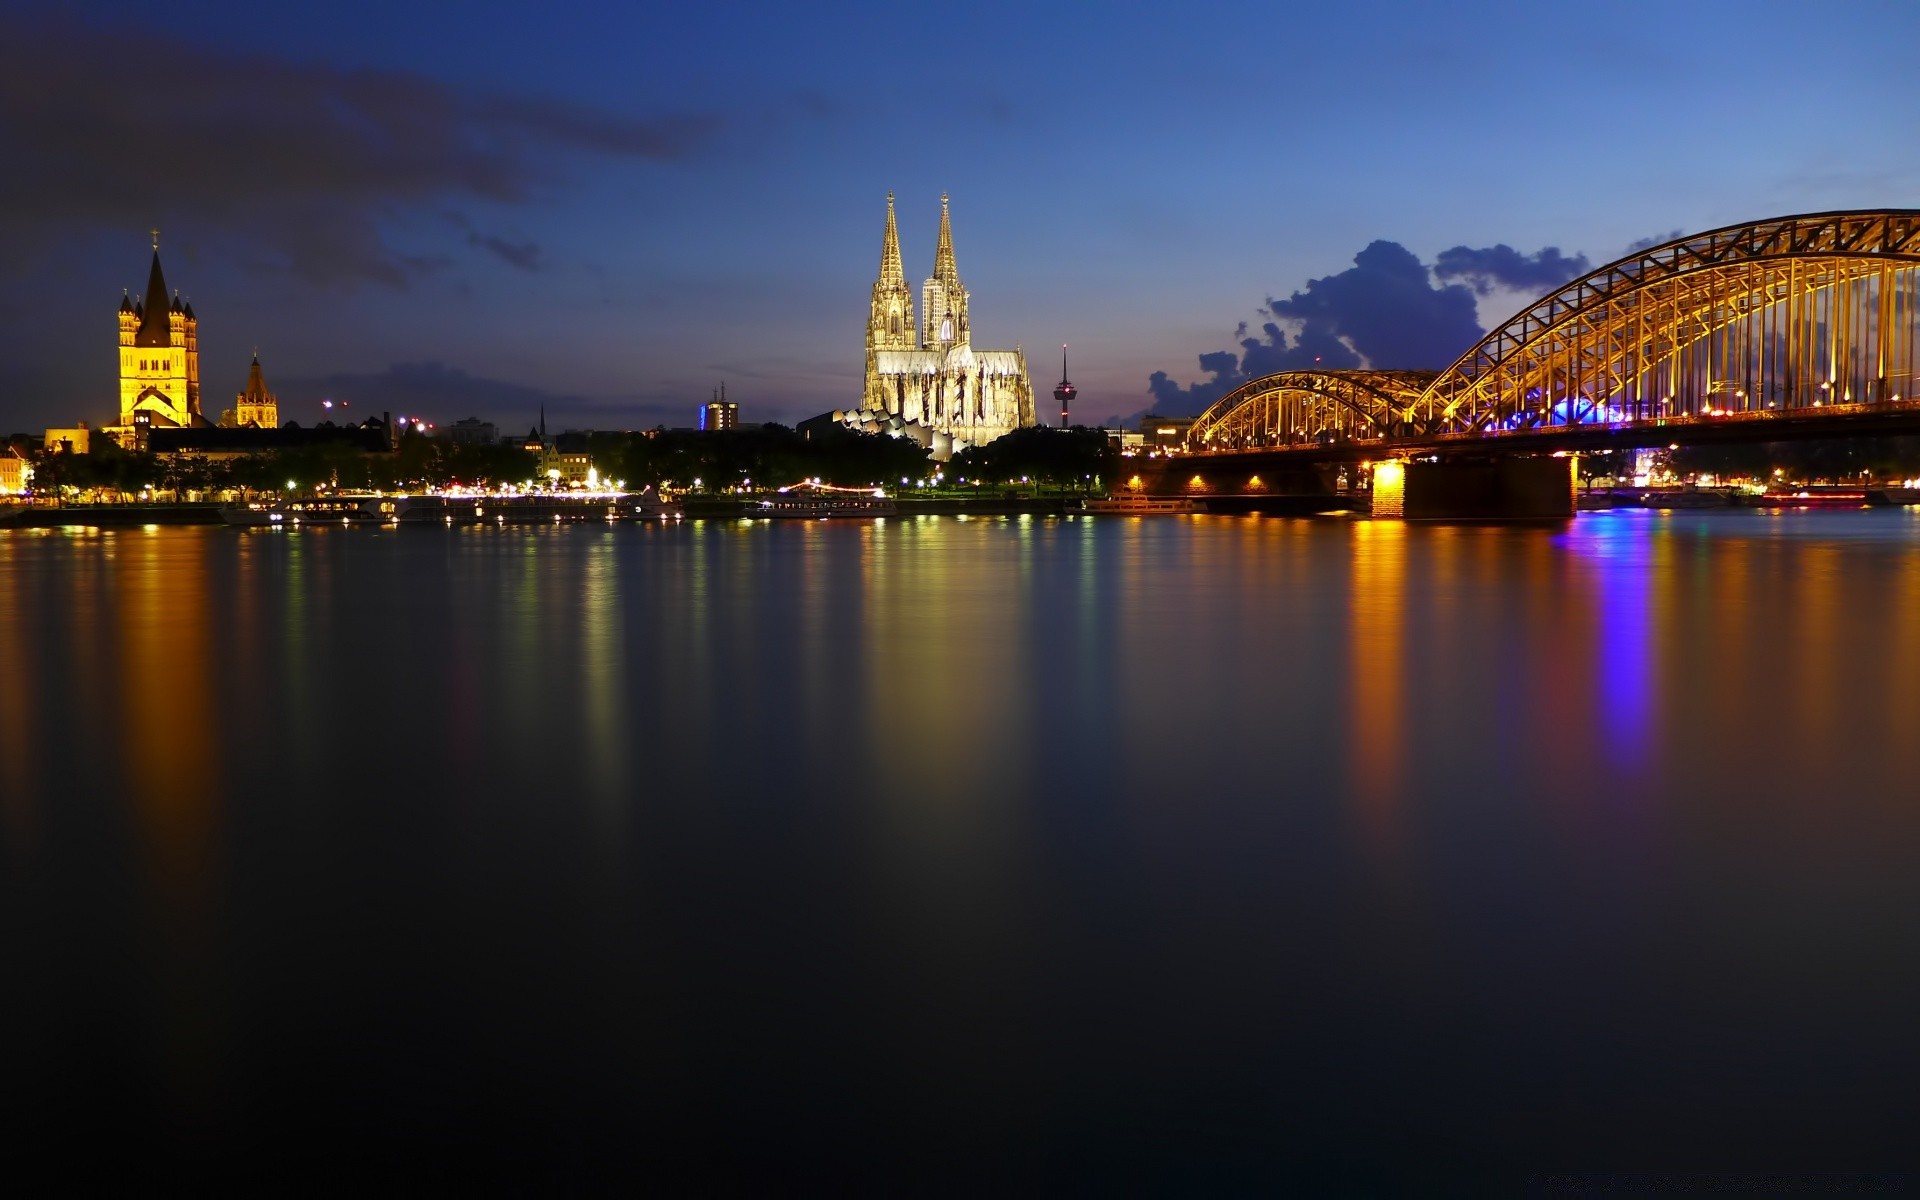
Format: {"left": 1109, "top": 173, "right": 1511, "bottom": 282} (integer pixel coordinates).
{"left": 1372, "top": 456, "right": 1575, "bottom": 521}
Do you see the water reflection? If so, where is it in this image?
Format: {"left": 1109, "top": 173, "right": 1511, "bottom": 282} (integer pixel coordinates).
{"left": 3, "top": 512, "right": 1920, "bottom": 1187}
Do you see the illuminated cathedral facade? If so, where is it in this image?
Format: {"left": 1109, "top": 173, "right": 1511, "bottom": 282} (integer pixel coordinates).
{"left": 837, "top": 194, "right": 1034, "bottom": 456}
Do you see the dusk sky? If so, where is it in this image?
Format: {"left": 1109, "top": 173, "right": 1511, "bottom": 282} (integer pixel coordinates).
{"left": 5, "top": 0, "right": 1918, "bottom": 434}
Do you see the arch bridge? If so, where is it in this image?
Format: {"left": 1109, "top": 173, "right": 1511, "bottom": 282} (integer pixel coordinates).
{"left": 1186, "top": 210, "right": 1920, "bottom": 457}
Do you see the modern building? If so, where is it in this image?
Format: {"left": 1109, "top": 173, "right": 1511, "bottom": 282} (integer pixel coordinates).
{"left": 108, "top": 235, "right": 207, "bottom": 445}
{"left": 701, "top": 386, "right": 739, "bottom": 431}
{"left": 831, "top": 193, "right": 1034, "bottom": 458}
{"left": 226, "top": 354, "right": 279, "bottom": 429}
{"left": 1138, "top": 414, "right": 1195, "bottom": 453}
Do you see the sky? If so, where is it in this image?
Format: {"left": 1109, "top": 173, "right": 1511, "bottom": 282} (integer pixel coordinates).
{"left": 4, "top": 0, "right": 1919, "bottom": 435}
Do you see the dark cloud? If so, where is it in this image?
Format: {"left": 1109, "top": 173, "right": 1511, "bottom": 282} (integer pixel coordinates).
{"left": 0, "top": 13, "right": 720, "bottom": 287}
{"left": 1623, "top": 230, "right": 1686, "bottom": 255}
{"left": 277, "top": 362, "right": 691, "bottom": 431}
{"left": 467, "top": 233, "right": 544, "bottom": 272}
{"left": 1432, "top": 243, "right": 1590, "bottom": 295}
{"left": 1150, "top": 240, "right": 1484, "bottom": 413}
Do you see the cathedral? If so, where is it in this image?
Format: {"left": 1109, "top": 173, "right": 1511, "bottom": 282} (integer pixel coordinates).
{"left": 834, "top": 194, "right": 1034, "bottom": 457}
{"left": 112, "top": 236, "right": 208, "bottom": 441}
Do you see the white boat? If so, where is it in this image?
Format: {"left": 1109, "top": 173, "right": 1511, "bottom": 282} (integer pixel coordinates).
{"left": 221, "top": 488, "right": 682, "bottom": 528}
{"left": 219, "top": 496, "right": 390, "bottom": 526}
{"left": 753, "top": 484, "right": 896, "bottom": 518}
{"left": 1082, "top": 495, "right": 1199, "bottom": 514}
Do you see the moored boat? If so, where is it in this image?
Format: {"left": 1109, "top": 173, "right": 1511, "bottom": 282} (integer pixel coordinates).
{"left": 1748, "top": 486, "right": 1867, "bottom": 509}
{"left": 221, "top": 488, "right": 682, "bottom": 527}
{"left": 752, "top": 484, "right": 896, "bottom": 518}
{"left": 1082, "top": 495, "right": 1199, "bottom": 514}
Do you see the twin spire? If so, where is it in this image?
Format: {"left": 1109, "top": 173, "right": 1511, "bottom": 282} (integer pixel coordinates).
{"left": 933, "top": 193, "right": 958, "bottom": 286}
{"left": 879, "top": 193, "right": 905, "bottom": 287}
{"left": 876, "top": 192, "right": 961, "bottom": 288}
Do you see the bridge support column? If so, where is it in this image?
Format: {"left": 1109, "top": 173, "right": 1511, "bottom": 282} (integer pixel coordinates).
{"left": 1373, "top": 456, "right": 1574, "bottom": 521}
{"left": 1370, "top": 460, "right": 1406, "bottom": 519}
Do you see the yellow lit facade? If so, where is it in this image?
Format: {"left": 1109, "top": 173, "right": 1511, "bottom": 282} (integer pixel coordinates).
{"left": 0, "top": 448, "right": 31, "bottom": 494}
{"left": 228, "top": 354, "right": 279, "bottom": 429}
{"left": 839, "top": 193, "right": 1035, "bottom": 457}
{"left": 112, "top": 237, "right": 205, "bottom": 441}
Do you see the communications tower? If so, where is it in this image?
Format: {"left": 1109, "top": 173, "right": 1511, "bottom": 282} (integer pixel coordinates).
{"left": 1054, "top": 343, "right": 1077, "bottom": 428}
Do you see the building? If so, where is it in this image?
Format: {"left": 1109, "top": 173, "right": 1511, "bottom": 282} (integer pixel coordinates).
{"left": 0, "top": 448, "right": 31, "bottom": 494}
{"left": 447, "top": 417, "right": 499, "bottom": 445}
{"left": 700, "top": 386, "right": 739, "bottom": 431}
{"left": 225, "top": 354, "right": 279, "bottom": 429}
{"left": 1138, "top": 413, "right": 1195, "bottom": 453}
{"left": 108, "top": 235, "right": 207, "bottom": 445}
{"left": 520, "top": 410, "right": 593, "bottom": 484}
{"left": 43, "top": 423, "right": 91, "bottom": 456}
{"left": 834, "top": 194, "right": 1034, "bottom": 458}
{"left": 544, "top": 432, "right": 593, "bottom": 485}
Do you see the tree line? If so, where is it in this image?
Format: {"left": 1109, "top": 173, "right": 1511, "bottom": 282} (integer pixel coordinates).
{"left": 16, "top": 423, "right": 1121, "bottom": 498}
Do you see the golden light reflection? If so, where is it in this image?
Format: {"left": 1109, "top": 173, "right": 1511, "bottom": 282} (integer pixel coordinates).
{"left": 110, "top": 529, "right": 225, "bottom": 1121}
{"left": 1348, "top": 519, "right": 1406, "bottom": 850}
{"left": 114, "top": 531, "right": 221, "bottom": 886}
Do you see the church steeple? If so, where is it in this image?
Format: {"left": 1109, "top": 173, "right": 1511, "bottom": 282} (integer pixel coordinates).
{"left": 868, "top": 192, "right": 915, "bottom": 353}
{"left": 879, "top": 192, "right": 905, "bottom": 289}
{"left": 922, "top": 193, "right": 969, "bottom": 351}
{"left": 933, "top": 193, "right": 958, "bottom": 287}
{"left": 232, "top": 352, "right": 278, "bottom": 429}
{"left": 136, "top": 246, "right": 172, "bottom": 348}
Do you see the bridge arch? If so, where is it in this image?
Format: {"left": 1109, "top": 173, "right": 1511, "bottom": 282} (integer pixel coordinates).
{"left": 1414, "top": 210, "right": 1920, "bottom": 433}
{"left": 1185, "top": 370, "right": 1438, "bottom": 450}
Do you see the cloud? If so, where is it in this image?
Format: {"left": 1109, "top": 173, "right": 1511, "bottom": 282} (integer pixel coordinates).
{"left": 1150, "top": 240, "right": 1479, "bottom": 413}
{"left": 1432, "top": 244, "right": 1591, "bottom": 295}
{"left": 0, "top": 12, "right": 720, "bottom": 287}
{"left": 1623, "top": 230, "right": 1686, "bottom": 255}
{"left": 275, "top": 362, "right": 692, "bottom": 431}
{"left": 467, "top": 233, "right": 544, "bottom": 272}
{"left": 1147, "top": 238, "right": 1590, "bottom": 415}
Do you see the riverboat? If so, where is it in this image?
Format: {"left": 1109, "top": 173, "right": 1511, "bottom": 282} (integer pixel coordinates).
{"left": 754, "top": 488, "right": 897, "bottom": 518}
{"left": 221, "top": 489, "right": 682, "bottom": 527}
{"left": 1082, "top": 495, "right": 1200, "bottom": 514}
{"left": 219, "top": 496, "right": 390, "bottom": 526}
{"left": 1865, "top": 486, "right": 1920, "bottom": 506}
{"left": 1747, "top": 486, "right": 1868, "bottom": 509}
{"left": 1635, "top": 488, "right": 1733, "bottom": 509}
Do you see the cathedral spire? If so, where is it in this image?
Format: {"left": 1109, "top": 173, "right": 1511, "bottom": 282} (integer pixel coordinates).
{"left": 933, "top": 193, "right": 958, "bottom": 285}
{"left": 878, "top": 192, "right": 905, "bottom": 288}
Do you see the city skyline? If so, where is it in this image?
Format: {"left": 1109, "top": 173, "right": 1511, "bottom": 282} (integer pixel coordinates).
{"left": 5, "top": 1, "right": 1920, "bottom": 435}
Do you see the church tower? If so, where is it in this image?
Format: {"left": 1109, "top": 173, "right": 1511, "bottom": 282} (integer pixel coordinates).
{"left": 232, "top": 354, "right": 278, "bottom": 429}
{"left": 921, "top": 194, "right": 970, "bottom": 351}
{"left": 868, "top": 193, "right": 916, "bottom": 353}
{"left": 116, "top": 232, "right": 203, "bottom": 436}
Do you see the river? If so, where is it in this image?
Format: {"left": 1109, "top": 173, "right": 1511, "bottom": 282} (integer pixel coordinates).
{"left": 3, "top": 511, "right": 1917, "bottom": 1188}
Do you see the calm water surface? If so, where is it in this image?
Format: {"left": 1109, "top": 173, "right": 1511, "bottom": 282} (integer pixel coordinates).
{"left": 4, "top": 511, "right": 1919, "bottom": 1188}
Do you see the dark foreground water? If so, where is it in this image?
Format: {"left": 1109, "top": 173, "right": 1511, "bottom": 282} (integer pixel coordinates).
{"left": 4, "top": 511, "right": 1919, "bottom": 1189}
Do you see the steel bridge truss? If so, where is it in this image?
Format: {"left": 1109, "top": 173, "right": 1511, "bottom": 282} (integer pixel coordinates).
{"left": 1185, "top": 370, "right": 1437, "bottom": 450}
{"left": 1186, "top": 211, "right": 1920, "bottom": 450}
